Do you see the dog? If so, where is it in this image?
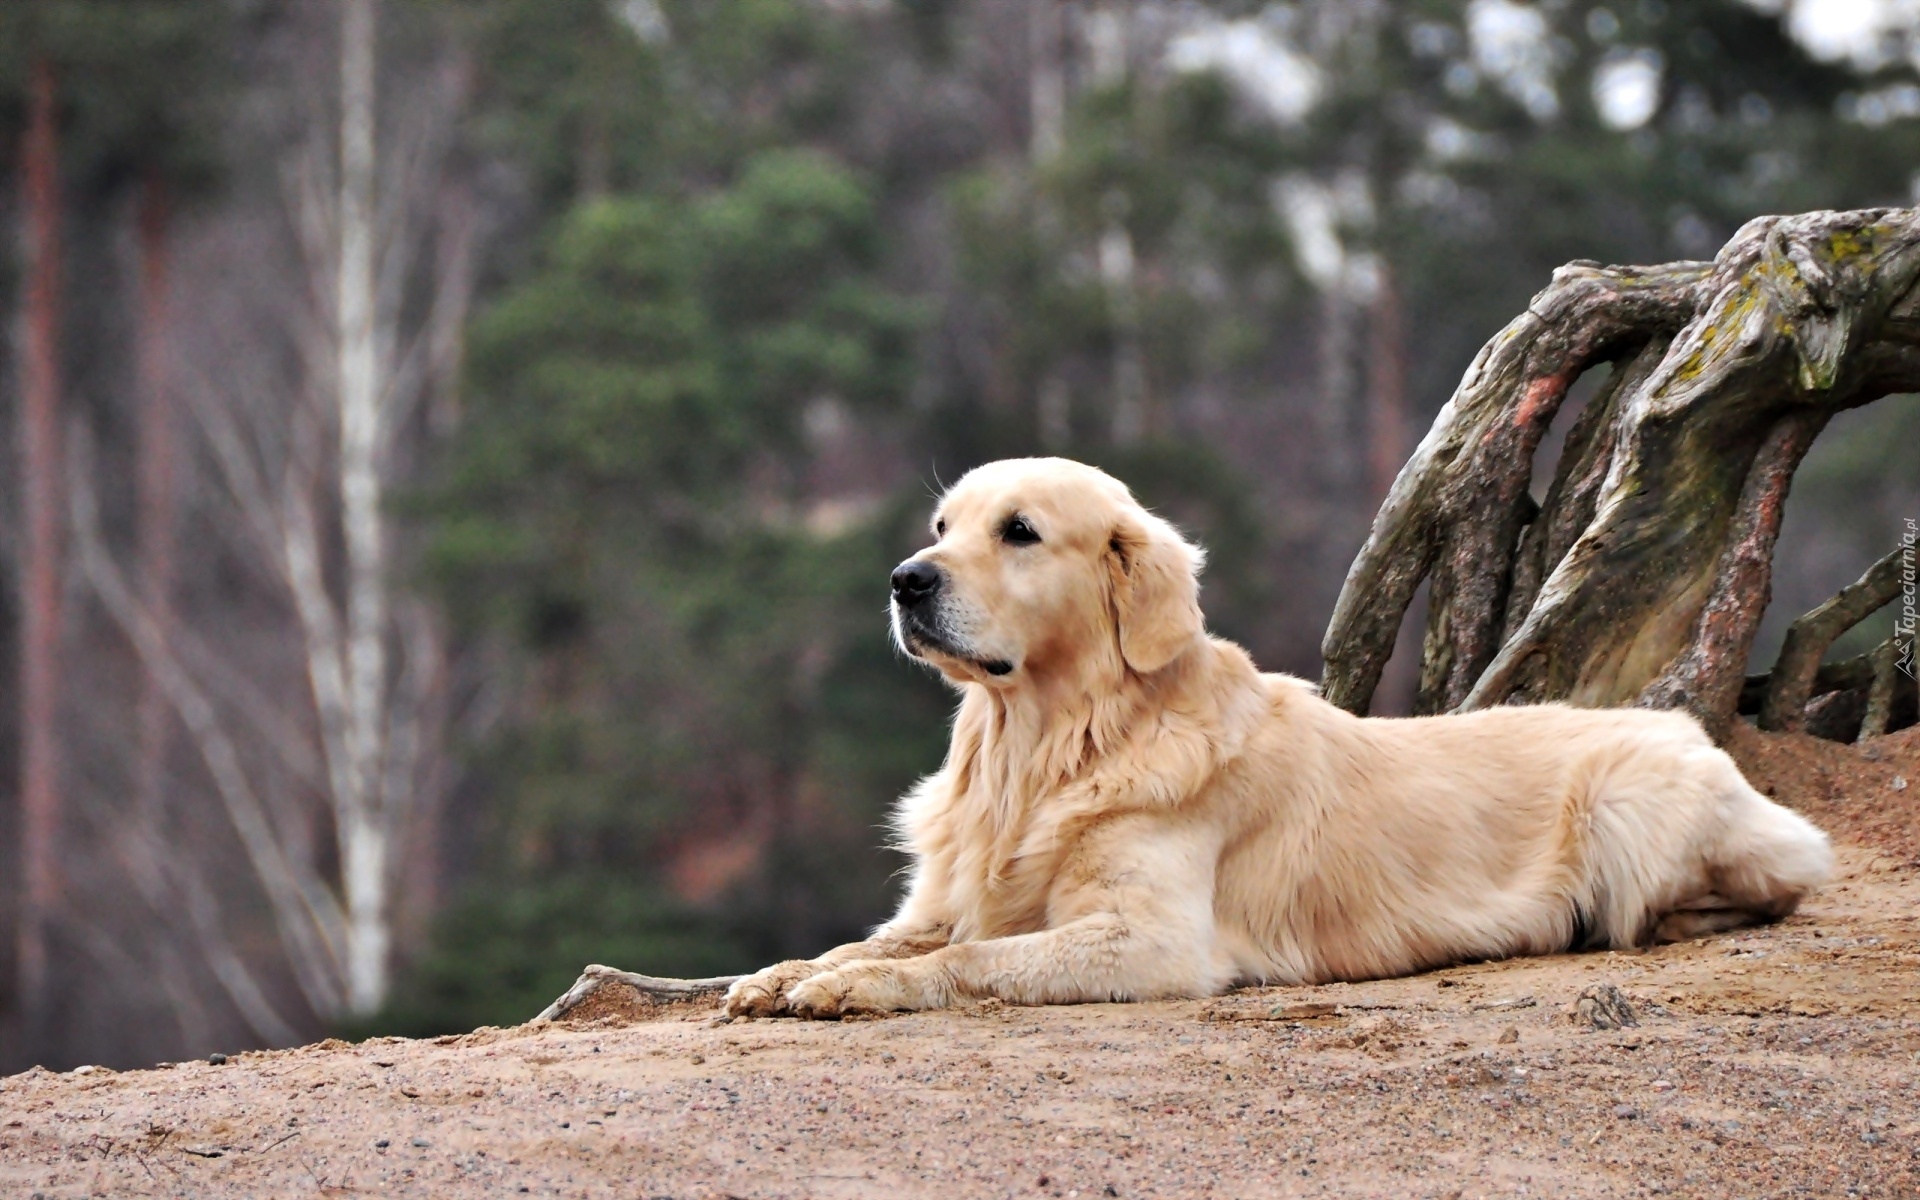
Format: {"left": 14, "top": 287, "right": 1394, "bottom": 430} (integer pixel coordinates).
{"left": 725, "top": 457, "right": 1833, "bottom": 1018}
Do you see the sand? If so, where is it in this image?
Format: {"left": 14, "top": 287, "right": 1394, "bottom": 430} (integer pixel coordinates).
{"left": 3, "top": 724, "right": 1917, "bottom": 1199}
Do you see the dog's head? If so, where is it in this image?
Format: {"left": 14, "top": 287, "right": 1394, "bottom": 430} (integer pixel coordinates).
{"left": 890, "top": 458, "right": 1206, "bottom": 686}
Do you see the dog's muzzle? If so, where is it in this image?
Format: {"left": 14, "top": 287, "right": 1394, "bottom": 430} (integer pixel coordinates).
{"left": 889, "top": 558, "right": 1013, "bottom": 676}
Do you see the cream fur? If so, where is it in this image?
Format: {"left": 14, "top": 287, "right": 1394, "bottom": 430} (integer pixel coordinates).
{"left": 725, "top": 458, "right": 1834, "bottom": 1019}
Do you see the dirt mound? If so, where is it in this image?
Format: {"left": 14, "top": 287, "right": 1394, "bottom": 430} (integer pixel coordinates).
{"left": 1727, "top": 720, "right": 1920, "bottom": 861}
{"left": 5, "top": 726, "right": 1919, "bottom": 1199}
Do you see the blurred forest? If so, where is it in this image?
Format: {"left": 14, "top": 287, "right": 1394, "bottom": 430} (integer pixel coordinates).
{"left": 1, "top": 0, "right": 1918, "bottom": 1071}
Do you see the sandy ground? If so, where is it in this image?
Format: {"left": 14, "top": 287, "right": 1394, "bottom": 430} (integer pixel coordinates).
{"left": 3, "top": 725, "right": 1917, "bottom": 1200}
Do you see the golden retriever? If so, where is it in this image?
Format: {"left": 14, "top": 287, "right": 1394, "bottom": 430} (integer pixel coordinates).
{"left": 725, "top": 457, "right": 1832, "bottom": 1018}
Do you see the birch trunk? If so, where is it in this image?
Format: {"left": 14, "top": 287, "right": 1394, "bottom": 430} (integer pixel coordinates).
{"left": 63, "top": 0, "right": 473, "bottom": 1036}
{"left": 336, "top": 0, "right": 392, "bottom": 1017}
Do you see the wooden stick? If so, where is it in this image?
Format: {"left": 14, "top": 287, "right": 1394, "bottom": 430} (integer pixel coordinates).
{"left": 533, "top": 964, "right": 742, "bottom": 1024}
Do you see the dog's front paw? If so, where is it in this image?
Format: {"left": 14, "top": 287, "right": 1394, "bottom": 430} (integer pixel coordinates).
{"left": 785, "top": 962, "right": 912, "bottom": 1020}
{"left": 725, "top": 960, "right": 823, "bottom": 1018}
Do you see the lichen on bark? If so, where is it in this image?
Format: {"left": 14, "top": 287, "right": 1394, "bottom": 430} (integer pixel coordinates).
{"left": 1322, "top": 208, "right": 1920, "bottom": 741}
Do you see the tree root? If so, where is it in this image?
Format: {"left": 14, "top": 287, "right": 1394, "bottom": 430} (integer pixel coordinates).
{"left": 1760, "top": 549, "right": 1906, "bottom": 732}
{"left": 532, "top": 964, "right": 742, "bottom": 1025}
{"left": 1860, "top": 636, "right": 1918, "bottom": 741}
{"left": 1323, "top": 207, "right": 1920, "bottom": 739}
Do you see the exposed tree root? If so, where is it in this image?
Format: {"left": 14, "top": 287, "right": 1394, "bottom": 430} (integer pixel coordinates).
{"left": 1760, "top": 550, "right": 1907, "bottom": 733}
{"left": 1324, "top": 208, "right": 1920, "bottom": 740}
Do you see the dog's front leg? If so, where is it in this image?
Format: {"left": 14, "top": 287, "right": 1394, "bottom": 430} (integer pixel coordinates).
{"left": 787, "top": 819, "right": 1227, "bottom": 1017}
{"left": 724, "top": 921, "right": 952, "bottom": 1017}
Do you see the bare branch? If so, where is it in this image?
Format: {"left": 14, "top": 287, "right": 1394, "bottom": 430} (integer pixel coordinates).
{"left": 73, "top": 787, "right": 305, "bottom": 1049}
{"left": 71, "top": 460, "right": 348, "bottom": 1017}
{"left": 379, "top": 598, "right": 442, "bottom": 822}
{"left": 1758, "top": 549, "right": 1906, "bottom": 732}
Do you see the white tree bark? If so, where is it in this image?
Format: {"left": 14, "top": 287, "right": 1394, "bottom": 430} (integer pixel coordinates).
{"left": 336, "top": 0, "right": 392, "bottom": 1018}
{"left": 67, "top": 0, "right": 474, "bottom": 1034}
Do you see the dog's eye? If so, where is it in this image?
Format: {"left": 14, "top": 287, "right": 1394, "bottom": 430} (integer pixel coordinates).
{"left": 1001, "top": 516, "right": 1040, "bottom": 546}
{"left": 935, "top": 519, "right": 946, "bottom": 537}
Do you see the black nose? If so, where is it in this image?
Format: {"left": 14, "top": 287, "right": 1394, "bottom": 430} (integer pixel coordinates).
{"left": 891, "top": 559, "right": 942, "bottom": 607}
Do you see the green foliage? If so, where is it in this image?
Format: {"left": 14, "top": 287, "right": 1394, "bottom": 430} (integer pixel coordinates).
{"left": 1354, "top": 1, "right": 1920, "bottom": 387}
{"left": 945, "top": 71, "right": 1301, "bottom": 444}
{"left": 437, "top": 147, "right": 920, "bottom": 624}
{"left": 0, "top": 0, "right": 231, "bottom": 193}
{"left": 454, "top": 0, "right": 858, "bottom": 203}
{"left": 422, "top": 145, "right": 944, "bottom": 1008}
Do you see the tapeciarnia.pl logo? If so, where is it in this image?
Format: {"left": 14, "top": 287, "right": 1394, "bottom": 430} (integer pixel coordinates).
{"left": 1900, "top": 517, "right": 1916, "bottom": 681}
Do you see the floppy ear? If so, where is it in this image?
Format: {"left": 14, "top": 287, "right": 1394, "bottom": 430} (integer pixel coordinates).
{"left": 1107, "top": 510, "right": 1206, "bottom": 674}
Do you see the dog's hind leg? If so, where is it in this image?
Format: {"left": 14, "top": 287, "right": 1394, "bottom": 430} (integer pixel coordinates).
{"left": 1704, "top": 771, "right": 1832, "bottom": 917}
{"left": 1651, "top": 895, "right": 1773, "bottom": 943}
{"left": 1649, "top": 762, "right": 1833, "bottom": 944}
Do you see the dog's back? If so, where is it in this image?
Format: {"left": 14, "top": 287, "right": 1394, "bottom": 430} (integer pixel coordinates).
{"left": 1209, "top": 673, "right": 1833, "bottom": 985}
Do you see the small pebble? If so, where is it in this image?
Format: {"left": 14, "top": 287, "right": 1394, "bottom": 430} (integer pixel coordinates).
{"left": 1651, "top": 1080, "right": 1674, "bottom": 1092}
{"left": 1614, "top": 1105, "right": 1638, "bottom": 1119}
{"left": 207, "top": 1053, "right": 228, "bottom": 1066}
{"left": 690, "top": 1054, "right": 706, "bottom": 1065}
{"left": 411, "top": 1137, "right": 430, "bottom": 1148}
{"left": 374, "top": 1139, "right": 389, "bottom": 1149}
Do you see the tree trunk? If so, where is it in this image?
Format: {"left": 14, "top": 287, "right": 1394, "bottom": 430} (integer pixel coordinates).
{"left": 1314, "top": 282, "right": 1362, "bottom": 498}
{"left": 337, "top": 0, "right": 391, "bottom": 1018}
{"left": 1324, "top": 208, "right": 1920, "bottom": 740}
{"left": 15, "top": 57, "right": 65, "bottom": 1036}
{"left": 1365, "top": 259, "right": 1407, "bottom": 507}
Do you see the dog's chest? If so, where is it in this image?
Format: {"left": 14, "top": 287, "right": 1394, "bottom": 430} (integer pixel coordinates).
{"left": 928, "top": 801, "right": 1074, "bottom": 942}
